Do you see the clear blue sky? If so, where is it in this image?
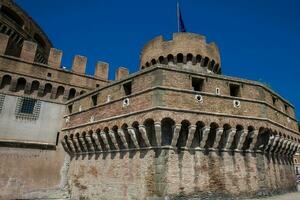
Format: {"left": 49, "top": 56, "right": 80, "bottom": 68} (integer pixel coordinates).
{"left": 16, "top": 0, "right": 300, "bottom": 120}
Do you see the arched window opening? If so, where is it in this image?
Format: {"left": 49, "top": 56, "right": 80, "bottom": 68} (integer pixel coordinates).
{"left": 177, "top": 53, "right": 183, "bottom": 63}
{"left": 95, "top": 129, "right": 106, "bottom": 151}
{"left": 68, "top": 88, "right": 76, "bottom": 100}
{"left": 161, "top": 118, "right": 175, "bottom": 146}
{"left": 218, "top": 124, "right": 232, "bottom": 149}
{"left": 144, "top": 119, "right": 156, "bottom": 146}
{"left": 15, "top": 77, "right": 26, "bottom": 92}
{"left": 132, "top": 121, "right": 146, "bottom": 148}
{"left": 205, "top": 122, "right": 219, "bottom": 148}
{"left": 230, "top": 125, "right": 244, "bottom": 149}
{"left": 121, "top": 123, "right": 134, "bottom": 149}
{"left": 167, "top": 54, "right": 174, "bottom": 64}
{"left": 158, "top": 56, "right": 165, "bottom": 64}
{"left": 196, "top": 55, "right": 202, "bottom": 64}
{"left": 190, "top": 121, "right": 205, "bottom": 148}
{"left": 104, "top": 127, "right": 116, "bottom": 150}
{"left": 56, "top": 86, "right": 65, "bottom": 99}
{"left": 242, "top": 126, "right": 255, "bottom": 150}
{"left": 255, "top": 128, "right": 269, "bottom": 150}
{"left": 187, "top": 54, "right": 193, "bottom": 63}
{"left": 0, "top": 75, "right": 12, "bottom": 89}
{"left": 30, "top": 80, "right": 39, "bottom": 94}
{"left": 43, "top": 83, "right": 52, "bottom": 96}
{"left": 145, "top": 62, "right": 150, "bottom": 67}
{"left": 112, "top": 126, "right": 125, "bottom": 150}
{"left": 203, "top": 57, "right": 209, "bottom": 67}
{"left": 151, "top": 59, "right": 157, "bottom": 66}
{"left": 177, "top": 120, "right": 191, "bottom": 148}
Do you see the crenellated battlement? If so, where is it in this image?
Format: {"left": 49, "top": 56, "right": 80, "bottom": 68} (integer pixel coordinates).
{"left": 0, "top": 33, "right": 115, "bottom": 103}
{"left": 140, "top": 32, "right": 221, "bottom": 74}
{"left": 0, "top": 33, "right": 111, "bottom": 79}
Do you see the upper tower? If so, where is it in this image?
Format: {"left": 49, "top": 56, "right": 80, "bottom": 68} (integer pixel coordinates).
{"left": 140, "top": 32, "right": 221, "bottom": 74}
{"left": 0, "top": 0, "right": 52, "bottom": 64}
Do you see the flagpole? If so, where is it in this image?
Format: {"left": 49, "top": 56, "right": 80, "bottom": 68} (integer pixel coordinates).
{"left": 177, "top": 1, "right": 180, "bottom": 32}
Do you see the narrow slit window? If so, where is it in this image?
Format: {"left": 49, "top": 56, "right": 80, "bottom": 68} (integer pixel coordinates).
{"left": 272, "top": 96, "right": 277, "bottom": 105}
{"left": 92, "top": 94, "right": 98, "bottom": 106}
{"left": 192, "top": 77, "right": 204, "bottom": 92}
{"left": 68, "top": 104, "right": 73, "bottom": 114}
{"left": 123, "top": 81, "right": 132, "bottom": 96}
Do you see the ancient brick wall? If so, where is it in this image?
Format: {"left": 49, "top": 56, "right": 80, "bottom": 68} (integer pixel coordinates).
{"left": 67, "top": 149, "right": 296, "bottom": 200}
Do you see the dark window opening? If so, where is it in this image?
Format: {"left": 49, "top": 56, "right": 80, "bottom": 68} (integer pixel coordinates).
{"left": 68, "top": 104, "right": 73, "bottom": 113}
{"left": 0, "top": 75, "right": 11, "bottom": 89}
{"left": 177, "top": 53, "right": 183, "bottom": 63}
{"left": 96, "top": 84, "right": 100, "bottom": 88}
{"left": 1, "top": 6, "right": 24, "bottom": 27}
{"left": 16, "top": 78, "right": 26, "bottom": 92}
{"left": 229, "top": 84, "right": 240, "bottom": 97}
{"left": 55, "top": 86, "right": 65, "bottom": 98}
{"left": 123, "top": 81, "right": 132, "bottom": 96}
{"left": 33, "top": 34, "right": 46, "bottom": 48}
{"left": 284, "top": 104, "right": 288, "bottom": 112}
{"left": 203, "top": 57, "right": 209, "bottom": 67}
{"left": 20, "top": 98, "right": 36, "bottom": 114}
{"left": 272, "top": 97, "right": 277, "bottom": 105}
{"left": 30, "top": 81, "right": 39, "bottom": 94}
{"left": 47, "top": 73, "right": 52, "bottom": 77}
{"left": 68, "top": 88, "right": 76, "bottom": 100}
{"left": 91, "top": 94, "right": 98, "bottom": 106}
{"left": 43, "top": 83, "right": 52, "bottom": 96}
{"left": 192, "top": 77, "right": 204, "bottom": 91}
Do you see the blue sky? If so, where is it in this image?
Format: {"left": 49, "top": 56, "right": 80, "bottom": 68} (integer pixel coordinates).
{"left": 16, "top": 0, "right": 300, "bottom": 120}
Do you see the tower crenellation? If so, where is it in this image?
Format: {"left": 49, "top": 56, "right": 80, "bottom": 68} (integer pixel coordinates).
{"left": 140, "top": 32, "right": 221, "bottom": 74}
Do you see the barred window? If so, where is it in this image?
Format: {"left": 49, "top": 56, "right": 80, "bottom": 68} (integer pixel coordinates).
{"left": 15, "top": 97, "right": 41, "bottom": 120}
{"left": 0, "top": 94, "right": 5, "bottom": 113}
{"left": 20, "top": 98, "right": 36, "bottom": 114}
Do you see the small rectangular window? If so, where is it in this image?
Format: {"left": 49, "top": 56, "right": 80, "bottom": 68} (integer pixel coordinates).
{"left": 229, "top": 84, "right": 240, "bottom": 97}
{"left": 284, "top": 104, "right": 288, "bottom": 112}
{"left": 91, "top": 94, "right": 98, "bottom": 106}
{"left": 123, "top": 81, "right": 132, "bottom": 96}
{"left": 192, "top": 77, "right": 204, "bottom": 91}
{"left": 68, "top": 104, "right": 73, "bottom": 114}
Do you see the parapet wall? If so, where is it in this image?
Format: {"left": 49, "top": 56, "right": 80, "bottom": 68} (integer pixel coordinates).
{"left": 0, "top": 33, "right": 112, "bottom": 103}
{"left": 140, "top": 33, "right": 221, "bottom": 74}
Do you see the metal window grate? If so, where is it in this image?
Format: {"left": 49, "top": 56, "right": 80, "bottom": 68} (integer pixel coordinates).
{"left": 0, "top": 94, "right": 5, "bottom": 113}
{"left": 15, "top": 97, "right": 41, "bottom": 120}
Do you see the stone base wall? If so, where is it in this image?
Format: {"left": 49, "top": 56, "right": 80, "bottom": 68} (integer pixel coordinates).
{"left": 0, "top": 147, "right": 66, "bottom": 199}
{"left": 67, "top": 149, "right": 297, "bottom": 200}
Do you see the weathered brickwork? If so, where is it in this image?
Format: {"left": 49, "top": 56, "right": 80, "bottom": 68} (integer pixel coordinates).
{"left": 61, "top": 32, "right": 300, "bottom": 199}
{"left": 67, "top": 150, "right": 296, "bottom": 200}
{"left": 0, "top": 1, "right": 299, "bottom": 199}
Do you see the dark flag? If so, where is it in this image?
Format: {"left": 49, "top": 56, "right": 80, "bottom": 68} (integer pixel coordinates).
{"left": 177, "top": 1, "right": 186, "bottom": 32}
